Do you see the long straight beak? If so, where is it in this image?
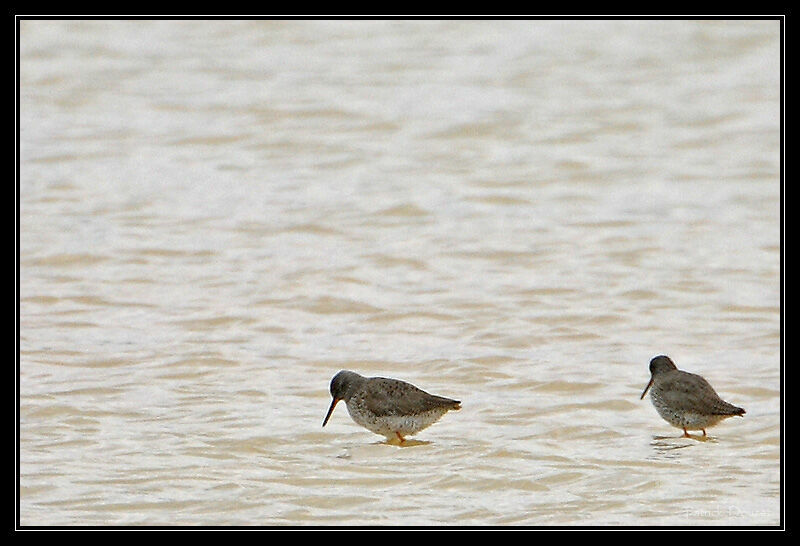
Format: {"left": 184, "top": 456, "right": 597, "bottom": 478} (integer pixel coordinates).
{"left": 640, "top": 377, "right": 654, "bottom": 400}
{"left": 322, "top": 398, "right": 340, "bottom": 427}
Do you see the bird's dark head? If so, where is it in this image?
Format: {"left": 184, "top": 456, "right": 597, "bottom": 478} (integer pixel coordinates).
{"left": 649, "top": 355, "right": 677, "bottom": 376}
{"left": 322, "top": 370, "right": 363, "bottom": 427}
{"left": 641, "top": 355, "right": 677, "bottom": 400}
{"left": 329, "top": 370, "right": 362, "bottom": 400}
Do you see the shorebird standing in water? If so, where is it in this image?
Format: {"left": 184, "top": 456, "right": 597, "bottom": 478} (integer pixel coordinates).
{"left": 640, "top": 355, "right": 745, "bottom": 438}
{"left": 322, "top": 370, "right": 461, "bottom": 444}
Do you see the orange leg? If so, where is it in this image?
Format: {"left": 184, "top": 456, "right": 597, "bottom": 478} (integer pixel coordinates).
{"left": 682, "top": 427, "right": 691, "bottom": 438}
{"left": 702, "top": 429, "right": 707, "bottom": 437}
{"left": 395, "top": 432, "right": 406, "bottom": 443}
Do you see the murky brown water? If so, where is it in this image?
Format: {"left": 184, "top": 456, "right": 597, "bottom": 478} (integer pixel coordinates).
{"left": 18, "top": 19, "right": 781, "bottom": 526}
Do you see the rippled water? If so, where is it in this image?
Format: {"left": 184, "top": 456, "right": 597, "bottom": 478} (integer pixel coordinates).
{"left": 18, "top": 19, "right": 781, "bottom": 527}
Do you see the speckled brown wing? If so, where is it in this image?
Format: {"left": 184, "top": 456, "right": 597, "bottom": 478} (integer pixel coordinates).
{"left": 659, "top": 371, "right": 745, "bottom": 416}
{"left": 363, "top": 377, "right": 461, "bottom": 417}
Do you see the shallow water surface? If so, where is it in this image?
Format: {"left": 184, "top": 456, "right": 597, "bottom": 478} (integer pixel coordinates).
{"left": 19, "top": 19, "right": 781, "bottom": 526}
